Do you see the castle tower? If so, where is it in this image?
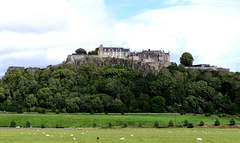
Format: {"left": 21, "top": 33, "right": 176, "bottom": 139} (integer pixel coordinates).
{"left": 98, "top": 44, "right": 104, "bottom": 57}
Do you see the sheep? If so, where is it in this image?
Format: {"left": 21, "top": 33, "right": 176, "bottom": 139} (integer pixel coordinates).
{"left": 197, "top": 138, "right": 203, "bottom": 141}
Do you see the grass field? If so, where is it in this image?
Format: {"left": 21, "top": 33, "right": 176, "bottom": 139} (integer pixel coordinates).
{"left": 0, "top": 113, "right": 239, "bottom": 127}
{"left": 0, "top": 128, "right": 240, "bottom": 143}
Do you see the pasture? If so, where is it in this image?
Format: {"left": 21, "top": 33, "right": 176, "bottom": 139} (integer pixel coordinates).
{"left": 0, "top": 113, "right": 239, "bottom": 127}
{"left": 0, "top": 128, "right": 240, "bottom": 143}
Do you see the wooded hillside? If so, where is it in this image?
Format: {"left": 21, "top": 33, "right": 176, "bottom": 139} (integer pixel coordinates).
{"left": 1, "top": 62, "right": 239, "bottom": 115}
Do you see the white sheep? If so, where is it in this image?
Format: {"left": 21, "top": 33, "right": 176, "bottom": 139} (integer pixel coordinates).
{"left": 197, "top": 138, "right": 203, "bottom": 141}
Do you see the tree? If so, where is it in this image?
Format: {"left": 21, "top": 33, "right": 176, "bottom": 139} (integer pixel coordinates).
{"left": 180, "top": 52, "right": 194, "bottom": 67}
{"left": 88, "top": 48, "right": 99, "bottom": 55}
{"left": 75, "top": 48, "right": 87, "bottom": 54}
{"left": 24, "top": 94, "right": 38, "bottom": 108}
{"left": 151, "top": 96, "right": 165, "bottom": 113}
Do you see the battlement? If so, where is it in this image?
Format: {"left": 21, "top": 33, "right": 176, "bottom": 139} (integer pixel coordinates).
{"left": 186, "top": 64, "right": 232, "bottom": 74}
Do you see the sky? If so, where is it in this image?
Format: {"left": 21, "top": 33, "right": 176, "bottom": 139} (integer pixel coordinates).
{"left": 0, "top": 0, "right": 240, "bottom": 77}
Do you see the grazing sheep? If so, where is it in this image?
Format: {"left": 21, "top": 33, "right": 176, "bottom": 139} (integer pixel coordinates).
{"left": 73, "top": 138, "right": 76, "bottom": 140}
{"left": 197, "top": 138, "right": 203, "bottom": 141}
{"left": 120, "top": 137, "right": 125, "bottom": 140}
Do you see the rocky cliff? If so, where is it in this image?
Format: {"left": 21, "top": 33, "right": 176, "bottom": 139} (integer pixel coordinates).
{"left": 62, "top": 55, "right": 161, "bottom": 75}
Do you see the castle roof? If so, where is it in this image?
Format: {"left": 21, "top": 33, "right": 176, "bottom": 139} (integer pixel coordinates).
{"left": 103, "top": 47, "right": 129, "bottom": 52}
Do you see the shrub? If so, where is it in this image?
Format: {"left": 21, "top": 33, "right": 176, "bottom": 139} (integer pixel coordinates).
{"left": 10, "top": 120, "right": 16, "bottom": 127}
{"left": 154, "top": 121, "right": 159, "bottom": 128}
{"left": 93, "top": 122, "right": 96, "bottom": 127}
{"left": 168, "top": 120, "right": 174, "bottom": 127}
{"left": 199, "top": 121, "right": 204, "bottom": 126}
{"left": 187, "top": 123, "right": 194, "bottom": 128}
{"left": 180, "top": 110, "right": 186, "bottom": 115}
{"left": 122, "top": 122, "right": 127, "bottom": 128}
{"left": 37, "top": 107, "right": 46, "bottom": 114}
{"left": 205, "top": 113, "right": 211, "bottom": 117}
{"left": 30, "top": 107, "right": 36, "bottom": 112}
{"left": 230, "top": 118, "right": 235, "bottom": 126}
{"left": 56, "top": 124, "right": 59, "bottom": 128}
{"left": 37, "top": 107, "right": 42, "bottom": 114}
{"left": 41, "top": 123, "right": 45, "bottom": 128}
{"left": 183, "top": 120, "right": 188, "bottom": 126}
{"left": 177, "top": 124, "right": 183, "bottom": 127}
{"left": 138, "top": 122, "right": 142, "bottom": 127}
{"left": 108, "top": 122, "right": 112, "bottom": 128}
{"left": 26, "top": 121, "right": 30, "bottom": 127}
{"left": 55, "top": 109, "right": 60, "bottom": 114}
{"left": 42, "top": 109, "right": 46, "bottom": 114}
{"left": 214, "top": 119, "right": 220, "bottom": 126}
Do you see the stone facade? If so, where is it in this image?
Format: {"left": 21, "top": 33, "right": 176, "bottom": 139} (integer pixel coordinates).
{"left": 98, "top": 44, "right": 130, "bottom": 59}
{"left": 186, "top": 64, "right": 233, "bottom": 74}
{"left": 6, "top": 66, "right": 40, "bottom": 75}
{"left": 97, "top": 44, "right": 171, "bottom": 69}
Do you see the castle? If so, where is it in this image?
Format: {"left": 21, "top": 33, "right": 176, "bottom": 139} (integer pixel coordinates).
{"left": 5, "top": 44, "right": 234, "bottom": 76}
{"left": 97, "top": 44, "right": 171, "bottom": 69}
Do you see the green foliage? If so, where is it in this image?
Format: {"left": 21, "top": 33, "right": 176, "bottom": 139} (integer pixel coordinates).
{"left": 26, "top": 121, "right": 30, "bottom": 127}
{"left": 183, "top": 120, "right": 188, "bottom": 126}
{"left": 88, "top": 48, "right": 99, "bottom": 55}
{"left": 1, "top": 59, "right": 240, "bottom": 115}
{"left": 180, "top": 52, "right": 194, "bottom": 67}
{"left": 93, "top": 122, "right": 96, "bottom": 127}
{"left": 138, "top": 122, "right": 142, "bottom": 127}
{"left": 41, "top": 123, "right": 45, "bottom": 128}
{"left": 55, "top": 109, "right": 60, "bottom": 114}
{"left": 122, "top": 122, "right": 127, "bottom": 128}
{"left": 10, "top": 120, "right": 16, "bottom": 127}
{"left": 187, "top": 122, "right": 194, "bottom": 128}
{"left": 154, "top": 121, "right": 159, "bottom": 128}
{"left": 109, "top": 122, "right": 112, "bottom": 128}
{"left": 214, "top": 119, "right": 220, "bottom": 126}
{"left": 151, "top": 96, "right": 165, "bottom": 113}
{"left": 75, "top": 48, "right": 86, "bottom": 54}
{"left": 168, "top": 120, "right": 174, "bottom": 127}
{"left": 199, "top": 121, "right": 204, "bottom": 126}
{"left": 230, "top": 118, "right": 235, "bottom": 126}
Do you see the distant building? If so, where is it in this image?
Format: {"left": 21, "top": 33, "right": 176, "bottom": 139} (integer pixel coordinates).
{"left": 98, "top": 44, "right": 130, "bottom": 59}
{"left": 98, "top": 44, "right": 171, "bottom": 69}
{"left": 187, "top": 64, "right": 233, "bottom": 74}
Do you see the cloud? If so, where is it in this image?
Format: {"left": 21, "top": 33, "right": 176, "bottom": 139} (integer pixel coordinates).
{"left": 113, "top": 1, "right": 240, "bottom": 71}
{"left": 1, "top": 0, "right": 240, "bottom": 77}
{"left": 0, "top": 0, "right": 113, "bottom": 76}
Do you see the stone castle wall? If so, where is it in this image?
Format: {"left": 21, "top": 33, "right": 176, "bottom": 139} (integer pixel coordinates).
{"left": 63, "top": 55, "right": 160, "bottom": 75}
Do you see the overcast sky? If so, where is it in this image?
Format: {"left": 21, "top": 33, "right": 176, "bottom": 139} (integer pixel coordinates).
{"left": 0, "top": 0, "right": 240, "bottom": 77}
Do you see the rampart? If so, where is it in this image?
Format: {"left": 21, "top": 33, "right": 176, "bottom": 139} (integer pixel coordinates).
{"left": 63, "top": 55, "right": 160, "bottom": 75}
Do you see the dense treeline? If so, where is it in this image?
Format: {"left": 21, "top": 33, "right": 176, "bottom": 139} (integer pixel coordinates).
{"left": 0, "top": 62, "right": 240, "bottom": 115}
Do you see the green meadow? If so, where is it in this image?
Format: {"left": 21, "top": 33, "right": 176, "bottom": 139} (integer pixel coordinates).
{"left": 0, "top": 128, "right": 240, "bottom": 143}
{"left": 0, "top": 113, "right": 239, "bottom": 127}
